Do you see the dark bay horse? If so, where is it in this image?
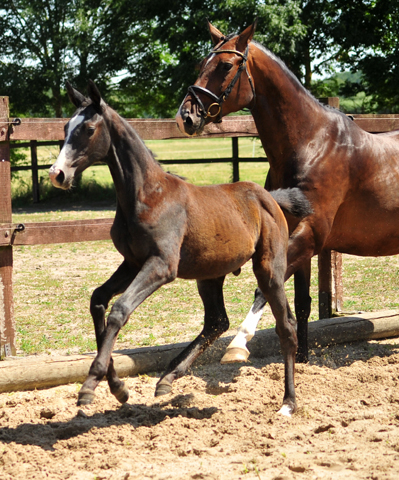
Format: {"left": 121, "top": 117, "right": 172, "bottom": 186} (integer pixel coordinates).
{"left": 49, "top": 81, "right": 311, "bottom": 415}
{"left": 176, "top": 20, "right": 399, "bottom": 364}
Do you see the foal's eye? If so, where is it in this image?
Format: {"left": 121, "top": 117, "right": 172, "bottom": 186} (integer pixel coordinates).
{"left": 87, "top": 126, "right": 95, "bottom": 137}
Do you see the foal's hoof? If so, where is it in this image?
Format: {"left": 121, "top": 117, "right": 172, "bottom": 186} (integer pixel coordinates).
{"left": 155, "top": 382, "right": 172, "bottom": 397}
{"left": 278, "top": 402, "right": 297, "bottom": 418}
{"left": 111, "top": 381, "right": 129, "bottom": 404}
{"left": 77, "top": 388, "right": 95, "bottom": 406}
{"left": 220, "top": 347, "right": 250, "bottom": 364}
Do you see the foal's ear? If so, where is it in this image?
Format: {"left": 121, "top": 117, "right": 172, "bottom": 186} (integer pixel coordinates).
{"left": 66, "top": 81, "right": 85, "bottom": 108}
{"left": 87, "top": 80, "right": 104, "bottom": 111}
{"left": 207, "top": 19, "right": 225, "bottom": 45}
{"left": 235, "top": 19, "right": 257, "bottom": 52}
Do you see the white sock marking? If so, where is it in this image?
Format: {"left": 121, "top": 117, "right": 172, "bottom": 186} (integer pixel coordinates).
{"left": 278, "top": 405, "right": 293, "bottom": 417}
{"left": 226, "top": 302, "right": 265, "bottom": 351}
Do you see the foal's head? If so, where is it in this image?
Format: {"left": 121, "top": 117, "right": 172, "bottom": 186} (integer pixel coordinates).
{"left": 176, "top": 21, "right": 257, "bottom": 136}
{"left": 49, "top": 81, "right": 110, "bottom": 190}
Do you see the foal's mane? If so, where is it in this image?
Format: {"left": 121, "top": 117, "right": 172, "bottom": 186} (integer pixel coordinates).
{"left": 82, "top": 96, "right": 186, "bottom": 179}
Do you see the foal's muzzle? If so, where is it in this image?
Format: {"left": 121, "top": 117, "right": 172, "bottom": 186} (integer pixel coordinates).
{"left": 49, "top": 165, "right": 67, "bottom": 189}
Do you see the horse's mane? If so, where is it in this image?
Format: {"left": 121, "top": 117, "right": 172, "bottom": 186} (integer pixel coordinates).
{"left": 251, "top": 40, "right": 348, "bottom": 120}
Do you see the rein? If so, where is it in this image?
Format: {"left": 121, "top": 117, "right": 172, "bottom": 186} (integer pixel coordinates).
{"left": 187, "top": 43, "right": 256, "bottom": 122}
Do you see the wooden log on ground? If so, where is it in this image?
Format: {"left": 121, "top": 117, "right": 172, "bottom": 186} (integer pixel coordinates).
{"left": 0, "top": 310, "right": 398, "bottom": 393}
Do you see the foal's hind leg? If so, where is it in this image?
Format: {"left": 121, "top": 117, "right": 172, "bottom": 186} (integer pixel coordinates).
{"left": 220, "top": 287, "right": 266, "bottom": 363}
{"left": 254, "top": 264, "right": 298, "bottom": 416}
{"left": 78, "top": 261, "right": 138, "bottom": 405}
{"left": 156, "top": 276, "right": 229, "bottom": 396}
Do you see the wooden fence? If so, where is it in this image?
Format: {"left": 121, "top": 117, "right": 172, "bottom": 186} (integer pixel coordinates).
{"left": 2, "top": 95, "right": 399, "bottom": 358}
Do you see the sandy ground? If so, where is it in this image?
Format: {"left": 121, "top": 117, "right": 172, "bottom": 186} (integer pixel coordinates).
{"left": 0, "top": 338, "right": 399, "bottom": 480}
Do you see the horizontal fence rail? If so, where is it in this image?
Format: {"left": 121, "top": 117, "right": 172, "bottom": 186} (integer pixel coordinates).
{"left": 6, "top": 113, "right": 399, "bottom": 143}
{"left": 2, "top": 95, "right": 399, "bottom": 358}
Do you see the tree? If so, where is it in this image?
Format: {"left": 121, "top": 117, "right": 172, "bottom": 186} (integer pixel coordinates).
{"left": 114, "top": 0, "right": 306, "bottom": 117}
{"left": 0, "top": 0, "right": 134, "bottom": 117}
{"left": 328, "top": 0, "right": 399, "bottom": 112}
{"left": 3, "top": 1, "right": 396, "bottom": 117}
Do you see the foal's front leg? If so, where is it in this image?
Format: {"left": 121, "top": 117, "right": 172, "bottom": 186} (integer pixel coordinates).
{"left": 78, "top": 255, "right": 177, "bottom": 406}
{"left": 85, "top": 261, "right": 139, "bottom": 405}
{"left": 156, "top": 276, "right": 229, "bottom": 396}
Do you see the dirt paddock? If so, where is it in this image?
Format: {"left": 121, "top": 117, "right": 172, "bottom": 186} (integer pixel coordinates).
{"left": 0, "top": 338, "right": 399, "bottom": 480}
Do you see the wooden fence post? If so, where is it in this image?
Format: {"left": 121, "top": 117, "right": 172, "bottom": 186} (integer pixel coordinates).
{"left": 31, "top": 140, "right": 40, "bottom": 203}
{"left": 318, "top": 97, "right": 343, "bottom": 318}
{"left": 332, "top": 250, "right": 343, "bottom": 312}
{"left": 232, "top": 137, "right": 239, "bottom": 182}
{"left": 0, "top": 96, "right": 16, "bottom": 358}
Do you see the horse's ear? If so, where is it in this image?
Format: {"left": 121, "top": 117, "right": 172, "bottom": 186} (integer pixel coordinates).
{"left": 87, "top": 80, "right": 103, "bottom": 111}
{"left": 207, "top": 19, "right": 225, "bottom": 45}
{"left": 235, "top": 19, "right": 257, "bottom": 52}
{"left": 66, "top": 81, "right": 85, "bottom": 108}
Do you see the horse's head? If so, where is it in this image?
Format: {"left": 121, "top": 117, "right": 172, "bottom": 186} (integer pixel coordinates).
{"left": 176, "top": 20, "right": 257, "bottom": 136}
{"left": 49, "top": 81, "right": 111, "bottom": 189}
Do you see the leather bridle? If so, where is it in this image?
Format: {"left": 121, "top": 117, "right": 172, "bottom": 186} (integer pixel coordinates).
{"left": 187, "top": 41, "right": 256, "bottom": 123}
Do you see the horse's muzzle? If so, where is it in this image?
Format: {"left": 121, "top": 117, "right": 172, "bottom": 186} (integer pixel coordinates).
{"left": 175, "top": 105, "right": 205, "bottom": 137}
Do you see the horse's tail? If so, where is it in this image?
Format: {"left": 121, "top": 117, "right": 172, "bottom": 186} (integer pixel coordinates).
{"left": 270, "top": 188, "right": 313, "bottom": 218}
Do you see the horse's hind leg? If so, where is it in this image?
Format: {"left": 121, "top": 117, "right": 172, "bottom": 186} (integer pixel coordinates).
{"left": 156, "top": 276, "right": 229, "bottom": 396}
{"left": 79, "top": 261, "right": 138, "bottom": 405}
{"left": 220, "top": 287, "right": 266, "bottom": 363}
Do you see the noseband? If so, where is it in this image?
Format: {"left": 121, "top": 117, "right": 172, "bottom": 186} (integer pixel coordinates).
{"left": 187, "top": 42, "right": 256, "bottom": 122}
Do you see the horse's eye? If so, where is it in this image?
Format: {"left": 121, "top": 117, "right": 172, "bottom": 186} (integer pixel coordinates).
{"left": 223, "top": 63, "right": 233, "bottom": 72}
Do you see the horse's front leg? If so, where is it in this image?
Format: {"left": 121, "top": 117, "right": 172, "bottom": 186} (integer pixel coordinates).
{"left": 220, "top": 287, "right": 266, "bottom": 363}
{"left": 156, "top": 276, "right": 229, "bottom": 396}
{"left": 293, "top": 260, "right": 312, "bottom": 363}
{"left": 78, "top": 255, "right": 177, "bottom": 406}
{"left": 86, "top": 261, "right": 139, "bottom": 405}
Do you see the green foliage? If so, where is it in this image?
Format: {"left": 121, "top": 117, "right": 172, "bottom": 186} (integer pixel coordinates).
{"left": 114, "top": 0, "right": 306, "bottom": 117}
{"left": 326, "top": 0, "right": 399, "bottom": 113}
{"left": 1, "top": 0, "right": 399, "bottom": 116}
{"left": 311, "top": 72, "right": 377, "bottom": 113}
{"left": 0, "top": 0, "right": 136, "bottom": 117}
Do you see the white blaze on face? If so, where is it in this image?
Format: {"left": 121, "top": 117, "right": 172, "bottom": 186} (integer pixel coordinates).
{"left": 52, "top": 113, "right": 85, "bottom": 172}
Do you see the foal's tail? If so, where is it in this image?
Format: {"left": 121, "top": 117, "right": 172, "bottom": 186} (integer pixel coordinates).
{"left": 270, "top": 188, "right": 313, "bottom": 218}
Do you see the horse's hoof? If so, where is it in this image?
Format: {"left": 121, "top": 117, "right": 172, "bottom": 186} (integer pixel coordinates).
{"left": 111, "top": 381, "right": 129, "bottom": 404}
{"left": 220, "top": 347, "right": 250, "bottom": 364}
{"left": 155, "top": 382, "right": 172, "bottom": 397}
{"left": 296, "top": 352, "right": 309, "bottom": 364}
{"left": 77, "top": 388, "right": 95, "bottom": 406}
